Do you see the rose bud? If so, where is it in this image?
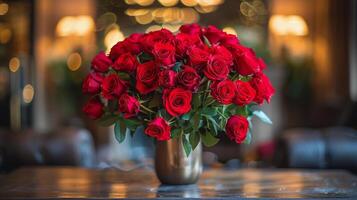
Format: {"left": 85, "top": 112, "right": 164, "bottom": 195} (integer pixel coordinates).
{"left": 177, "top": 66, "right": 200, "bottom": 91}
{"left": 144, "top": 117, "right": 171, "bottom": 141}
{"left": 204, "top": 55, "right": 230, "bottom": 81}
{"left": 159, "top": 70, "right": 176, "bottom": 89}
{"left": 225, "top": 115, "right": 249, "bottom": 144}
{"left": 210, "top": 80, "right": 237, "bottom": 105}
{"left": 83, "top": 98, "right": 104, "bottom": 120}
{"left": 210, "top": 45, "right": 233, "bottom": 67}
{"left": 101, "top": 74, "right": 128, "bottom": 100}
{"left": 175, "top": 33, "right": 202, "bottom": 57}
{"left": 203, "top": 25, "right": 226, "bottom": 44}
{"left": 179, "top": 23, "right": 202, "bottom": 36}
{"left": 152, "top": 42, "right": 176, "bottom": 67}
{"left": 136, "top": 61, "right": 159, "bottom": 95}
{"left": 163, "top": 88, "right": 192, "bottom": 117}
{"left": 250, "top": 72, "right": 275, "bottom": 104}
{"left": 82, "top": 72, "right": 103, "bottom": 94}
{"left": 113, "top": 53, "right": 138, "bottom": 72}
{"left": 232, "top": 45, "right": 262, "bottom": 76}
{"left": 140, "top": 29, "right": 175, "bottom": 52}
{"left": 187, "top": 46, "right": 210, "bottom": 71}
{"left": 118, "top": 93, "right": 140, "bottom": 119}
{"left": 220, "top": 33, "right": 240, "bottom": 47}
{"left": 233, "top": 80, "right": 256, "bottom": 106}
{"left": 91, "top": 52, "right": 112, "bottom": 72}
{"left": 109, "top": 41, "right": 126, "bottom": 61}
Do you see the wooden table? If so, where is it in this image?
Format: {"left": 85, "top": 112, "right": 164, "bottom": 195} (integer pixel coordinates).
{"left": 0, "top": 167, "right": 356, "bottom": 199}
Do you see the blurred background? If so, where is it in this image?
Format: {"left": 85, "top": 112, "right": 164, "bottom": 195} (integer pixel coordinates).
{"left": 0, "top": 0, "right": 356, "bottom": 172}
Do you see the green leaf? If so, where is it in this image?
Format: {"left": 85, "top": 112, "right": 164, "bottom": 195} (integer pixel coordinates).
{"left": 172, "top": 62, "right": 183, "bottom": 72}
{"left": 201, "top": 107, "right": 217, "bottom": 116}
{"left": 181, "top": 112, "right": 192, "bottom": 121}
{"left": 192, "top": 93, "right": 201, "bottom": 109}
{"left": 123, "top": 118, "right": 142, "bottom": 130}
{"left": 201, "top": 131, "right": 219, "bottom": 147}
{"left": 117, "top": 72, "right": 130, "bottom": 81}
{"left": 192, "top": 111, "right": 201, "bottom": 131}
{"left": 189, "top": 132, "right": 200, "bottom": 150}
{"left": 242, "top": 131, "right": 252, "bottom": 144}
{"left": 252, "top": 110, "right": 272, "bottom": 124}
{"left": 236, "top": 106, "right": 249, "bottom": 116}
{"left": 204, "top": 115, "right": 220, "bottom": 135}
{"left": 182, "top": 134, "right": 192, "bottom": 157}
{"left": 114, "top": 120, "right": 127, "bottom": 143}
{"left": 203, "top": 36, "right": 212, "bottom": 47}
{"left": 137, "top": 52, "right": 153, "bottom": 63}
{"left": 171, "top": 128, "right": 181, "bottom": 139}
{"left": 97, "top": 114, "right": 119, "bottom": 126}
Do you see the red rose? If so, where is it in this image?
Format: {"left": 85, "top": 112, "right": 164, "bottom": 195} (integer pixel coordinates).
{"left": 113, "top": 53, "right": 138, "bottom": 72}
{"left": 152, "top": 42, "right": 176, "bottom": 67}
{"left": 159, "top": 70, "right": 176, "bottom": 88}
{"left": 82, "top": 72, "right": 103, "bottom": 94}
{"left": 124, "top": 33, "right": 142, "bottom": 54}
{"left": 163, "top": 88, "right": 192, "bottom": 117}
{"left": 233, "top": 80, "right": 256, "bottom": 106}
{"left": 118, "top": 93, "right": 140, "bottom": 119}
{"left": 109, "top": 41, "right": 126, "bottom": 61}
{"left": 210, "top": 80, "right": 237, "bottom": 105}
{"left": 101, "top": 74, "right": 128, "bottom": 100}
{"left": 204, "top": 55, "right": 230, "bottom": 81}
{"left": 176, "top": 66, "right": 200, "bottom": 91}
{"left": 175, "top": 33, "right": 202, "bottom": 57}
{"left": 225, "top": 115, "right": 249, "bottom": 144}
{"left": 91, "top": 52, "right": 112, "bottom": 72}
{"left": 136, "top": 61, "right": 159, "bottom": 95}
{"left": 232, "top": 45, "right": 262, "bottom": 76}
{"left": 187, "top": 46, "right": 210, "bottom": 71}
{"left": 83, "top": 98, "right": 104, "bottom": 120}
{"left": 221, "top": 33, "right": 240, "bottom": 47}
{"left": 203, "top": 25, "right": 225, "bottom": 44}
{"left": 210, "top": 45, "right": 233, "bottom": 66}
{"left": 250, "top": 72, "right": 275, "bottom": 104}
{"left": 179, "top": 23, "right": 202, "bottom": 36}
{"left": 141, "top": 29, "right": 175, "bottom": 52}
{"left": 144, "top": 117, "right": 171, "bottom": 141}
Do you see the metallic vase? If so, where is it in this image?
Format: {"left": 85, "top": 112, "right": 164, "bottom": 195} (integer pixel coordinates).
{"left": 155, "top": 135, "right": 202, "bottom": 185}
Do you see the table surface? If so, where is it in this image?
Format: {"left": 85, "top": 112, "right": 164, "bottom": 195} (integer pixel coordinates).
{"left": 0, "top": 167, "right": 357, "bottom": 199}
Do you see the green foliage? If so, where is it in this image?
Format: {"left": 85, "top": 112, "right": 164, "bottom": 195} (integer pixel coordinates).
{"left": 114, "top": 120, "right": 127, "bottom": 143}
{"left": 201, "top": 131, "right": 219, "bottom": 147}
{"left": 97, "top": 113, "right": 119, "bottom": 126}
{"left": 252, "top": 110, "right": 272, "bottom": 124}
{"left": 182, "top": 134, "right": 192, "bottom": 157}
{"left": 189, "top": 132, "right": 200, "bottom": 150}
{"left": 137, "top": 52, "right": 153, "bottom": 63}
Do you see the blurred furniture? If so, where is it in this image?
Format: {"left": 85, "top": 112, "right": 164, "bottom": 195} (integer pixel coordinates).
{"left": 275, "top": 127, "right": 357, "bottom": 172}
{"left": 0, "top": 167, "right": 356, "bottom": 199}
{"left": 0, "top": 127, "right": 95, "bottom": 172}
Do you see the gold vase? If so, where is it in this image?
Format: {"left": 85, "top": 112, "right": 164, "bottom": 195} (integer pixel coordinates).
{"left": 155, "top": 135, "right": 202, "bottom": 185}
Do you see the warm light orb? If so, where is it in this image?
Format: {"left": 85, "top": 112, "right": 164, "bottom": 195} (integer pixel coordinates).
{"left": 0, "top": 27, "right": 11, "bottom": 44}
{"left": 158, "top": 0, "right": 179, "bottom": 7}
{"left": 0, "top": 3, "right": 9, "bottom": 15}
{"left": 269, "top": 15, "right": 308, "bottom": 36}
{"left": 56, "top": 15, "right": 95, "bottom": 37}
{"left": 105, "top": 28, "right": 124, "bottom": 53}
{"left": 135, "top": 0, "right": 155, "bottom": 6}
{"left": 146, "top": 25, "right": 163, "bottom": 33}
{"left": 181, "top": 0, "right": 198, "bottom": 7}
{"left": 9, "top": 57, "right": 20, "bottom": 73}
{"left": 23, "top": 84, "right": 35, "bottom": 104}
{"left": 67, "top": 53, "right": 82, "bottom": 71}
{"left": 223, "top": 27, "right": 237, "bottom": 36}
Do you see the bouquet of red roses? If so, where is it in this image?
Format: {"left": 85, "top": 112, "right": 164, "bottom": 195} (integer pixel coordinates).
{"left": 82, "top": 24, "right": 274, "bottom": 155}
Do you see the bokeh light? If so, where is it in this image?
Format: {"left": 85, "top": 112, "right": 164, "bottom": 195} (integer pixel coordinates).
{"left": 67, "top": 53, "right": 82, "bottom": 71}
{"left": 9, "top": 57, "right": 20, "bottom": 73}
{"left": 23, "top": 84, "right": 35, "bottom": 104}
{"left": 104, "top": 26, "right": 125, "bottom": 53}
{"left": 56, "top": 15, "right": 95, "bottom": 37}
{"left": 0, "top": 3, "right": 9, "bottom": 15}
{"left": 223, "top": 27, "right": 237, "bottom": 36}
